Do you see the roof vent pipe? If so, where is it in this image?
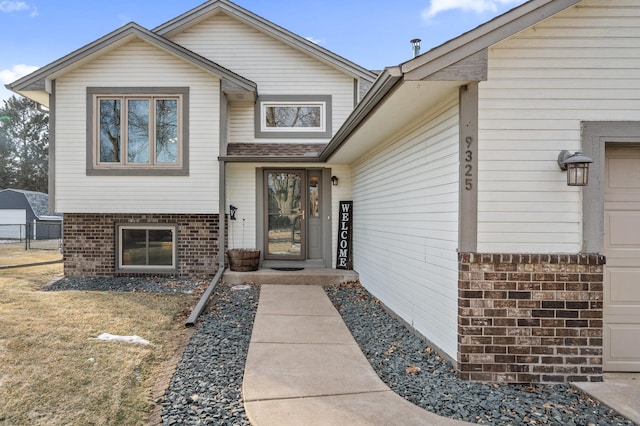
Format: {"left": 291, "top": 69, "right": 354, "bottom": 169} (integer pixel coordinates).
{"left": 410, "top": 38, "right": 421, "bottom": 58}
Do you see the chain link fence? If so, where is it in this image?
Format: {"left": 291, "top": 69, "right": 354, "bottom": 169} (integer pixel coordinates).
{"left": 0, "top": 222, "right": 63, "bottom": 252}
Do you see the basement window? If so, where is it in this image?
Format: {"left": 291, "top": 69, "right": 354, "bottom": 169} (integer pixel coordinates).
{"left": 116, "top": 224, "right": 177, "bottom": 273}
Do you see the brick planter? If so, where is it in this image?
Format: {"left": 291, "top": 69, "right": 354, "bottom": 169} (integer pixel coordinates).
{"left": 458, "top": 253, "right": 605, "bottom": 383}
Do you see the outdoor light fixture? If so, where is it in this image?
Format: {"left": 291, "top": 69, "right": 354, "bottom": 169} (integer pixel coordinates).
{"left": 557, "top": 150, "right": 593, "bottom": 186}
{"left": 229, "top": 205, "right": 238, "bottom": 220}
{"left": 331, "top": 176, "right": 339, "bottom": 186}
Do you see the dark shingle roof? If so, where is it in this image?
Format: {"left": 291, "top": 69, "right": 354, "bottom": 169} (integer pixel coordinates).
{"left": 226, "top": 143, "right": 325, "bottom": 158}
{"left": 2, "top": 189, "right": 60, "bottom": 218}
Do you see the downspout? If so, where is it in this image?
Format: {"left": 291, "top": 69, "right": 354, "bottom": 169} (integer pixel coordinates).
{"left": 185, "top": 88, "right": 229, "bottom": 327}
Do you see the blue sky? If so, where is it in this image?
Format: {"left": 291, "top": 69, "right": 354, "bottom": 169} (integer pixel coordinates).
{"left": 0, "top": 0, "right": 527, "bottom": 102}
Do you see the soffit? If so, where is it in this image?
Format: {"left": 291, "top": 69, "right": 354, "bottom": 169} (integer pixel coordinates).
{"left": 329, "top": 80, "right": 461, "bottom": 164}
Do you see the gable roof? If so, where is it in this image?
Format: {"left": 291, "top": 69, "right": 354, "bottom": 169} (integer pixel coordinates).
{"left": 321, "top": 0, "right": 582, "bottom": 162}
{"left": 6, "top": 22, "right": 257, "bottom": 106}
{"left": 153, "top": 0, "right": 377, "bottom": 82}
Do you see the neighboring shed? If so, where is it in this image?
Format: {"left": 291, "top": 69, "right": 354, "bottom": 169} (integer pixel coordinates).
{"left": 0, "top": 189, "right": 62, "bottom": 240}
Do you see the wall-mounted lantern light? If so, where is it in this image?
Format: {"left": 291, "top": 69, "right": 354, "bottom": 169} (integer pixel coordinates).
{"left": 229, "top": 205, "right": 238, "bottom": 220}
{"left": 331, "top": 176, "right": 339, "bottom": 186}
{"left": 557, "top": 150, "right": 593, "bottom": 186}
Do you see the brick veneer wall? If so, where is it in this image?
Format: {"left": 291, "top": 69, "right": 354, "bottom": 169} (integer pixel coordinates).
{"left": 63, "top": 213, "right": 220, "bottom": 277}
{"left": 458, "top": 253, "right": 605, "bottom": 383}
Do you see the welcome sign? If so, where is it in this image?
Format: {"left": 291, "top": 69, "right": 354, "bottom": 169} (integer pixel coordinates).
{"left": 336, "top": 201, "right": 353, "bottom": 269}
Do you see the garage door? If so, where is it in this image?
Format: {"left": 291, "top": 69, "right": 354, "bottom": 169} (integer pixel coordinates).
{"left": 0, "top": 209, "right": 27, "bottom": 239}
{"left": 604, "top": 146, "right": 640, "bottom": 371}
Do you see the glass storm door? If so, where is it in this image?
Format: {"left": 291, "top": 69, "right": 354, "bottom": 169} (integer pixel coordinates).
{"left": 265, "top": 170, "right": 306, "bottom": 259}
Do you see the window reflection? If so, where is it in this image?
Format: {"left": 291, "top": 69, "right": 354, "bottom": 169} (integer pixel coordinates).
{"left": 309, "top": 176, "right": 319, "bottom": 217}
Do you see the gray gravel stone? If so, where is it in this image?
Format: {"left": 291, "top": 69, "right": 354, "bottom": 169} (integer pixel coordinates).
{"left": 44, "top": 276, "right": 207, "bottom": 294}
{"left": 326, "top": 282, "right": 636, "bottom": 426}
{"left": 49, "top": 277, "right": 635, "bottom": 425}
{"left": 161, "top": 282, "right": 258, "bottom": 426}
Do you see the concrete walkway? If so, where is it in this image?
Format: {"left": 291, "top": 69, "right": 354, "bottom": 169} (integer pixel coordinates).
{"left": 572, "top": 373, "right": 640, "bottom": 424}
{"left": 242, "top": 284, "right": 470, "bottom": 425}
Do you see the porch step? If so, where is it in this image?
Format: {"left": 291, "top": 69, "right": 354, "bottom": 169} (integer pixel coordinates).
{"left": 223, "top": 268, "right": 358, "bottom": 286}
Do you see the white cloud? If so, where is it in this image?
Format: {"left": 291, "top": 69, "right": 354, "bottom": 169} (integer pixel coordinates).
{"left": 0, "top": 64, "right": 39, "bottom": 85}
{"left": 305, "top": 36, "right": 325, "bottom": 45}
{"left": 0, "top": 1, "right": 37, "bottom": 17}
{"left": 423, "top": 0, "right": 523, "bottom": 18}
{"left": 0, "top": 64, "right": 40, "bottom": 102}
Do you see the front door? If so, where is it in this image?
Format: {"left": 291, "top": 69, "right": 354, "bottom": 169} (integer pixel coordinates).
{"left": 263, "top": 169, "right": 325, "bottom": 262}
{"left": 265, "top": 170, "right": 306, "bottom": 260}
{"left": 604, "top": 145, "right": 640, "bottom": 371}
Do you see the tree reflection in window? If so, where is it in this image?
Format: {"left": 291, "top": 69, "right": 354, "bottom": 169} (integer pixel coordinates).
{"left": 127, "top": 99, "right": 149, "bottom": 163}
{"left": 97, "top": 96, "right": 179, "bottom": 165}
{"left": 265, "top": 105, "right": 321, "bottom": 128}
{"left": 99, "top": 99, "right": 121, "bottom": 162}
{"left": 156, "top": 99, "right": 178, "bottom": 163}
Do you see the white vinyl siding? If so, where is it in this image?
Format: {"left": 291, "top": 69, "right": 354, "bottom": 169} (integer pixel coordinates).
{"left": 226, "top": 162, "right": 350, "bottom": 261}
{"left": 55, "top": 39, "right": 220, "bottom": 213}
{"left": 478, "top": 0, "right": 640, "bottom": 252}
{"left": 226, "top": 163, "right": 258, "bottom": 249}
{"left": 170, "top": 13, "right": 354, "bottom": 144}
{"left": 351, "top": 98, "right": 460, "bottom": 359}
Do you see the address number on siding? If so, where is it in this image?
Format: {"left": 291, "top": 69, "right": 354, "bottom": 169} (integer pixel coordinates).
{"left": 464, "top": 136, "right": 474, "bottom": 191}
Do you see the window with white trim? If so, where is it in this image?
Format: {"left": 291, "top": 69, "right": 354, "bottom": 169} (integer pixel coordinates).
{"left": 116, "top": 224, "right": 177, "bottom": 273}
{"left": 255, "top": 95, "right": 332, "bottom": 138}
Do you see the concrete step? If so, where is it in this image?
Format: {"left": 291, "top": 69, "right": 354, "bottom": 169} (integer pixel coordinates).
{"left": 223, "top": 268, "right": 358, "bottom": 286}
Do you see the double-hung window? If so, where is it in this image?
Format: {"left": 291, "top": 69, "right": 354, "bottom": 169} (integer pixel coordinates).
{"left": 87, "top": 88, "right": 189, "bottom": 175}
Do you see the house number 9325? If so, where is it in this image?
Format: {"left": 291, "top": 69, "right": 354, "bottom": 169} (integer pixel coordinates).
{"left": 464, "top": 136, "right": 474, "bottom": 191}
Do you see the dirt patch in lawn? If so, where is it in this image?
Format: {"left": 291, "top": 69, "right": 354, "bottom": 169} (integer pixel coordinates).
{"left": 0, "top": 264, "right": 198, "bottom": 425}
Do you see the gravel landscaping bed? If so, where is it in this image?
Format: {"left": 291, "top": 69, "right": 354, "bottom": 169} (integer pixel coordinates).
{"left": 47, "top": 277, "right": 634, "bottom": 425}
{"left": 44, "top": 276, "right": 208, "bottom": 294}
{"left": 326, "top": 282, "right": 636, "bottom": 426}
{"left": 160, "top": 282, "right": 259, "bottom": 426}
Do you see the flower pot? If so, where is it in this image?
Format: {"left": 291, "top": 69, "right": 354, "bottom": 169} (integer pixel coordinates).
{"left": 226, "top": 249, "right": 260, "bottom": 272}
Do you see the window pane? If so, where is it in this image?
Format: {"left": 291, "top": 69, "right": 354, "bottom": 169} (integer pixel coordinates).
{"left": 148, "top": 229, "right": 174, "bottom": 266}
{"left": 156, "top": 99, "right": 178, "bottom": 163}
{"left": 309, "top": 176, "right": 319, "bottom": 217}
{"left": 127, "top": 100, "right": 150, "bottom": 163}
{"left": 122, "top": 229, "right": 147, "bottom": 266}
{"left": 99, "top": 99, "right": 121, "bottom": 162}
{"left": 265, "top": 105, "right": 321, "bottom": 128}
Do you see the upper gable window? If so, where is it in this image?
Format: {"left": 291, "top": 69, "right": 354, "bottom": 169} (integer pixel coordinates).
{"left": 255, "top": 95, "right": 331, "bottom": 139}
{"left": 87, "top": 88, "right": 189, "bottom": 176}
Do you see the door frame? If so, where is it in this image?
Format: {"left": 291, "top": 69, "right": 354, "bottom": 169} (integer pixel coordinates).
{"left": 263, "top": 169, "right": 307, "bottom": 261}
{"left": 582, "top": 122, "right": 640, "bottom": 372}
{"left": 256, "top": 167, "right": 332, "bottom": 268}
